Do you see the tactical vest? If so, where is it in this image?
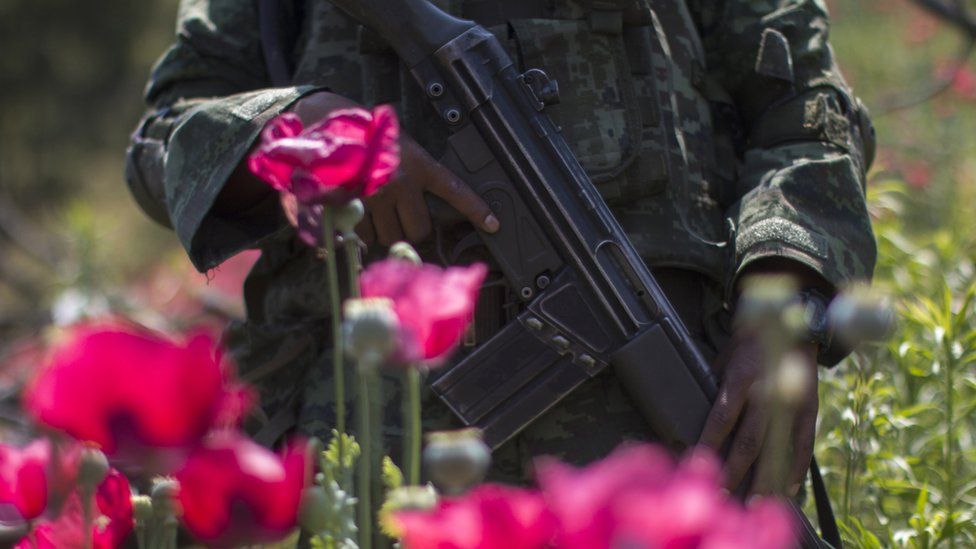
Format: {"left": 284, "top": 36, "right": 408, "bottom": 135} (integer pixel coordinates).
{"left": 269, "top": 0, "right": 733, "bottom": 279}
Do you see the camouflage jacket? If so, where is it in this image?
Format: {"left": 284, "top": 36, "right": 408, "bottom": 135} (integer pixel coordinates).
{"left": 126, "top": 0, "right": 876, "bottom": 356}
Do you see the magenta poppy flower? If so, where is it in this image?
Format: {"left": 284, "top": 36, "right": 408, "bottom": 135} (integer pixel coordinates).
{"left": 360, "top": 259, "right": 488, "bottom": 365}
{"left": 18, "top": 468, "right": 134, "bottom": 549}
{"left": 392, "top": 484, "right": 556, "bottom": 549}
{"left": 23, "top": 326, "right": 252, "bottom": 472}
{"left": 0, "top": 440, "right": 52, "bottom": 522}
{"left": 247, "top": 106, "right": 400, "bottom": 205}
{"left": 175, "top": 432, "right": 308, "bottom": 548}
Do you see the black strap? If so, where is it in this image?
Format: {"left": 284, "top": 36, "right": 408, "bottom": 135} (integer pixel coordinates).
{"left": 811, "top": 457, "right": 843, "bottom": 548}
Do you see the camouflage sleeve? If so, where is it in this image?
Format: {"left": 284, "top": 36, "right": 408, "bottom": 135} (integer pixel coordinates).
{"left": 126, "top": 0, "right": 322, "bottom": 272}
{"left": 699, "top": 0, "right": 877, "bottom": 293}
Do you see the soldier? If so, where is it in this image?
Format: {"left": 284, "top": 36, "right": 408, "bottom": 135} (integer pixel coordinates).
{"left": 126, "top": 0, "right": 876, "bottom": 504}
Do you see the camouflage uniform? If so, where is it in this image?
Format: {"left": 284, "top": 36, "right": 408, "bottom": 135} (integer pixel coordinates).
{"left": 126, "top": 0, "right": 876, "bottom": 482}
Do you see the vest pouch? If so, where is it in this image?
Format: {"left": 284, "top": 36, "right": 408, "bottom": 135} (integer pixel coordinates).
{"left": 508, "top": 18, "right": 642, "bottom": 183}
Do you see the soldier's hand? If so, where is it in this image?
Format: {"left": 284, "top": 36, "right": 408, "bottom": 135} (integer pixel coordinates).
{"left": 286, "top": 91, "right": 500, "bottom": 246}
{"left": 698, "top": 335, "right": 819, "bottom": 497}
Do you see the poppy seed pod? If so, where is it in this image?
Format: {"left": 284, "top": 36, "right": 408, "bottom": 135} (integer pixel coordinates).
{"left": 423, "top": 429, "right": 491, "bottom": 495}
{"left": 150, "top": 477, "right": 181, "bottom": 519}
{"left": 334, "top": 198, "right": 365, "bottom": 235}
{"left": 828, "top": 287, "right": 895, "bottom": 347}
{"left": 78, "top": 447, "right": 109, "bottom": 489}
{"left": 0, "top": 522, "right": 29, "bottom": 545}
{"left": 343, "top": 298, "right": 399, "bottom": 369}
{"left": 774, "top": 351, "right": 811, "bottom": 406}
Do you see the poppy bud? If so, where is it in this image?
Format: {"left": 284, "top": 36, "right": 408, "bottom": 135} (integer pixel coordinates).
{"left": 379, "top": 485, "right": 437, "bottom": 537}
{"left": 344, "top": 298, "right": 399, "bottom": 370}
{"left": 388, "top": 242, "right": 422, "bottom": 266}
{"left": 131, "top": 494, "right": 154, "bottom": 522}
{"left": 299, "top": 485, "right": 331, "bottom": 534}
{"left": 423, "top": 428, "right": 491, "bottom": 495}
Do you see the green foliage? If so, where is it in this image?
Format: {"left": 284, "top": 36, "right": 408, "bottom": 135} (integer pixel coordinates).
{"left": 382, "top": 456, "right": 404, "bottom": 491}
{"left": 813, "top": 183, "right": 976, "bottom": 547}
{"left": 310, "top": 431, "right": 361, "bottom": 549}
{"left": 322, "top": 430, "right": 361, "bottom": 489}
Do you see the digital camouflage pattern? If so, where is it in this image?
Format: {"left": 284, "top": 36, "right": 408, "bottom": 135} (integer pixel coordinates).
{"left": 126, "top": 0, "right": 877, "bottom": 473}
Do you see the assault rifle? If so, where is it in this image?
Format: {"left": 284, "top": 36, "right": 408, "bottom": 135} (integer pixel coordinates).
{"left": 323, "top": 0, "right": 831, "bottom": 545}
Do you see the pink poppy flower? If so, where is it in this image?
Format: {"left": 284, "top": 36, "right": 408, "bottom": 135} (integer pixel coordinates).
{"left": 0, "top": 440, "right": 52, "bottom": 522}
{"left": 535, "top": 444, "right": 674, "bottom": 549}
{"left": 175, "top": 432, "right": 308, "bottom": 548}
{"left": 18, "top": 468, "right": 134, "bottom": 549}
{"left": 247, "top": 106, "right": 400, "bottom": 205}
{"left": 360, "top": 259, "right": 487, "bottom": 365}
{"left": 23, "top": 326, "right": 252, "bottom": 473}
{"left": 392, "top": 484, "right": 556, "bottom": 549}
{"left": 536, "top": 445, "right": 795, "bottom": 549}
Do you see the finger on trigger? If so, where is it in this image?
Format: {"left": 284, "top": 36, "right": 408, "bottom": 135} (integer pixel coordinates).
{"left": 424, "top": 164, "right": 498, "bottom": 233}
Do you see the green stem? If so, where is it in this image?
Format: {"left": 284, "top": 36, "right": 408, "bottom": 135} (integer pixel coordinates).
{"left": 369, "top": 369, "right": 386, "bottom": 548}
{"left": 344, "top": 231, "right": 362, "bottom": 299}
{"left": 944, "top": 334, "right": 956, "bottom": 549}
{"left": 323, "top": 208, "right": 346, "bottom": 458}
{"left": 404, "top": 367, "right": 422, "bottom": 485}
{"left": 357, "top": 364, "right": 375, "bottom": 549}
{"left": 80, "top": 488, "right": 93, "bottom": 549}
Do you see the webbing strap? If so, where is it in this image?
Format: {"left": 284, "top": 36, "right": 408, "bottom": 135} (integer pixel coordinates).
{"left": 811, "top": 457, "right": 843, "bottom": 548}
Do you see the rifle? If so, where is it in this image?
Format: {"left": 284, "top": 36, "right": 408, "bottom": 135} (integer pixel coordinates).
{"left": 319, "top": 0, "right": 833, "bottom": 545}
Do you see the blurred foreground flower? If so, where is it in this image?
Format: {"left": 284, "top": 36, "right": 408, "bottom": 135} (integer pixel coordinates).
{"left": 392, "top": 484, "right": 556, "bottom": 549}
{"left": 536, "top": 445, "right": 795, "bottom": 549}
{"left": 17, "top": 468, "right": 133, "bottom": 549}
{"left": 360, "top": 259, "right": 487, "bottom": 364}
{"left": 0, "top": 440, "right": 52, "bottom": 523}
{"left": 23, "top": 326, "right": 252, "bottom": 473}
{"left": 174, "top": 432, "right": 308, "bottom": 548}
{"left": 248, "top": 106, "right": 399, "bottom": 205}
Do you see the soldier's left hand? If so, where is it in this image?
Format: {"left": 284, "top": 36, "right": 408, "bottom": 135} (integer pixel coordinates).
{"left": 698, "top": 335, "right": 819, "bottom": 497}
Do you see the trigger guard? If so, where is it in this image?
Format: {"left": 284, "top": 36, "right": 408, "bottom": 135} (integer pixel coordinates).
{"left": 449, "top": 231, "right": 485, "bottom": 264}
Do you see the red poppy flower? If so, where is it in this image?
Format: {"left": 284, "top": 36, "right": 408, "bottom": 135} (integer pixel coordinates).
{"left": 0, "top": 440, "right": 51, "bottom": 522}
{"left": 17, "top": 468, "right": 134, "bottom": 549}
{"left": 360, "top": 259, "right": 487, "bottom": 365}
{"left": 23, "top": 326, "right": 251, "bottom": 472}
{"left": 248, "top": 106, "right": 400, "bottom": 205}
{"left": 392, "top": 484, "right": 556, "bottom": 549}
{"left": 175, "top": 432, "right": 308, "bottom": 548}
